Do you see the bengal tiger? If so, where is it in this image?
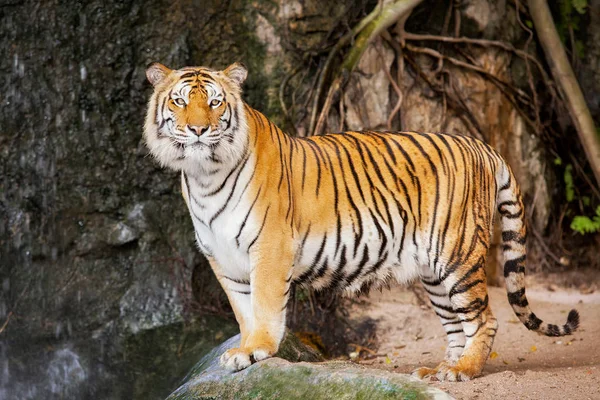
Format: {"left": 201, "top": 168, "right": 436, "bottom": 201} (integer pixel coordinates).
{"left": 143, "top": 62, "right": 579, "bottom": 381}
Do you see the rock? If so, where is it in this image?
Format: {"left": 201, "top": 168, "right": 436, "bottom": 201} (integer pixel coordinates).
{"left": 0, "top": 0, "right": 309, "bottom": 397}
{"left": 181, "top": 331, "right": 324, "bottom": 380}
{"left": 167, "top": 332, "right": 452, "bottom": 400}
{"left": 344, "top": 39, "right": 395, "bottom": 131}
{"left": 106, "top": 221, "right": 139, "bottom": 246}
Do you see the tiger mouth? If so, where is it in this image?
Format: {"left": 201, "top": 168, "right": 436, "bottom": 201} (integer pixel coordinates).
{"left": 178, "top": 142, "right": 209, "bottom": 151}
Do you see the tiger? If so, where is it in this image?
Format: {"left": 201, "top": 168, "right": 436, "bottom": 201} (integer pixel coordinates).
{"left": 143, "top": 61, "right": 579, "bottom": 381}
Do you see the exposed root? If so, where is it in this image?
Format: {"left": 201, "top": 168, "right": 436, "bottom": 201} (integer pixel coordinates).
{"left": 311, "top": 0, "right": 424, "bottom": 135}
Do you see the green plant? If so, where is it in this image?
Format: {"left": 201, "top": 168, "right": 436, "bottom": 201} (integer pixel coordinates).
{"left": 564, "top": 163, "right": 575, "bottom": 202}
{"left": 555, "top": 158, "right": 600, "bottom": 234}
{"left": 557, "top": 0, "right": 588, "bottom": 58}
{"left": 570, "top": 206, "right": 600, "bottom": 234}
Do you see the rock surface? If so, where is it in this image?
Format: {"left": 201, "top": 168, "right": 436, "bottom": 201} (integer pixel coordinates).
{"left": 167, "top": 332, "right": 452, "bottom": 400}
{"left": 0, "top": 1, "right": 305, "bottom": 398}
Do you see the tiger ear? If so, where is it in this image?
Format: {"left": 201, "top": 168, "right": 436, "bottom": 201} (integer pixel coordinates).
{"left": 146, "top": 62, "right": 171, "bottom": 87}
{"left": 224, "top": 62, "right": 248, "bottom": 86}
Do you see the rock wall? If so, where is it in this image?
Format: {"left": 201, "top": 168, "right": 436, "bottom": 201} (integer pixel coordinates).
{"left": 0, "top": 0, "right": 293, "bottom": 398}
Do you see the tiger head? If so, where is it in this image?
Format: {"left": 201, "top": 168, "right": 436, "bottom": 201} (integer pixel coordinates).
{"left": 144, "top": 62, "right": 248, "bottom": 172}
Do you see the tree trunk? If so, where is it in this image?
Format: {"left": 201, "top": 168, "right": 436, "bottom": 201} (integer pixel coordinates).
{"left": 527, "top": 0, "right": 600, "bottom": 189}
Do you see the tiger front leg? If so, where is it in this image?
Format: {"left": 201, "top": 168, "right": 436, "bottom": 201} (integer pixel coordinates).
{"left": 220, "top": 241, "right": 293, "bottom": 371}
{"left": 207, "top": 258, "right": 253, "bottom": 370}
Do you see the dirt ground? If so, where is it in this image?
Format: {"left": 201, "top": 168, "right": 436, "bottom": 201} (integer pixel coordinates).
{"left": 350, "top": 272, "right": 600, "bottom": 400}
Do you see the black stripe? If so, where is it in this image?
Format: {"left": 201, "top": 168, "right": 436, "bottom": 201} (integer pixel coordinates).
{"left": 448, "top": 258, "right": 484, "bottom": 298}
{"left": 442, "top": 320, "right": 461, "bottom": 326}
{"left": 368, "top": 208, "right": 387, "bottom": 259}
{"left": 203, "top": 159, "right": 242, "bottom": 197}
{"left": 453, "top": 295, "right": 489, "bottom": 315}
{"left": 430, "top": 299, "right": 455, "bottom": 314}
{"left": 502, "top": 230, "right": 525, "bottom": 243}
{"left": 362, "top": 252, "right": 387, "bottom": 276}
{"left": 235, "top": 186, "right": 263, "bottom": 247}
{"left": 247, "top": 205, "right": 270, "bottom": 252}
{"left": 295, "top": 235, "right": 327, "bottom": 285}
{"left": 507, "top": 288, "right": 528, "bottom": 306}
{"left": 209, "top": 155, "right": 250, "bottom": 227}
{"left": 500, "top": 173, "right": 511, "bottom": 191}
{"left": 303, "top": 139, "right": 323, "bottom": 197}
{"left": 296, "top": 224, "right": 312, "bottom": 262}
{"left": 422, "top": 285, "right": 446, "bottom": 298}
{"left": 313, "top": 257, "right": 330, "bottom": 280}
{"left": 344, "top": 245, "right": 370, "bottom": 288}
{"left": 328, "top": 245, "right": 348, "bottom": 289}
{"left": 546, "top": 324, "right": 561, "bottom": 336}
{"left": 449, "top": 278, "right": 485, "bottom": 298}
{"left": 524, "top": 314, "right": 542, "bottom": 330}
{"left": 222, "top": 275, "right": 250, "bottom": 285}
{"left": 504, "top": 255, "right": 526, "bottom": 277}
{"left": 299, "top": 141, "right": 308, "bottom": 191}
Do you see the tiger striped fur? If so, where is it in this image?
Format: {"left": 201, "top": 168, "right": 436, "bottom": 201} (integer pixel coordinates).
{"left": 144, "top": 62, "right": 579, "bottom": 381}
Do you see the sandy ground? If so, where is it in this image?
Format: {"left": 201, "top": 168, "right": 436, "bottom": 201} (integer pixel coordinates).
{"left": 350, "top": 275, "right": 600, "bottom": 400}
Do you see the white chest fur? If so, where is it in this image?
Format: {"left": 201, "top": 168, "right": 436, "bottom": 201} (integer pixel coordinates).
{"left": 181, "top": 156, "right": 259, "bottom": 281}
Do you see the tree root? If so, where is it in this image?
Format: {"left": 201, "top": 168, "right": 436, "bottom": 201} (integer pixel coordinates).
{"left": 311, "top": 0, "right": 424, "bottom": 136}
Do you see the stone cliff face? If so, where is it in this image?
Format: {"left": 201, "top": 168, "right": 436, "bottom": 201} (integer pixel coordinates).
{"left": 0, "top": 1, "right": 285, "bottom": 398}
{"left": 1, "top": 0, "right": 595, "bottom": 398}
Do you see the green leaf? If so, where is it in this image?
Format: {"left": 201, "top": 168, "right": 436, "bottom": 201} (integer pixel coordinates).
{"left": 564, "top": 164, "right": 575, "bottom": 202}
{"left": 560, "top": 0, "right": 573, "bottom": 18}
{"left": 570, "top": 206, "right": 600, "bottom": 235}
{"left": 570, "top": 215, "right": 600, "bottom": 234}
{"left": 554, "top": 157, "right": 563, "bottom": 166}
{"left": 525, "top": 20, "right": 533, "bottom": 29}
{"left": 572, "top": 0, "right": 588, "bottom": 14}
{"left": 583, "top": 196, "right": 591, "bottom": 206}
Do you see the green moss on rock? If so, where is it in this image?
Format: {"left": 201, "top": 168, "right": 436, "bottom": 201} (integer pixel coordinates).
{"left": 167, "top": 332, "right": 452, "bottom": 400}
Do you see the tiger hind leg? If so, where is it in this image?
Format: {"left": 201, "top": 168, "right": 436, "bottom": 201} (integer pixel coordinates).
{"left": 438, "top": 259, "right": 498, "bottom": 381}
{"left": 412, "top": 271, "right": 466, "bottom": 380}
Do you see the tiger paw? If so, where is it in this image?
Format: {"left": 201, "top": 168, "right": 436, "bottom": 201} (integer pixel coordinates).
{"left": 411, "top": 366, "right": 440, "bottom": 380}
{"left": 413, "top": 362, "right": 477, "bottom": 382}
{"left": 219, "top": 344, "right": 277, "bottom": 371}
{"left": 434, "top": 365, "right": 475, "bottom": 382}
{"left": 243, "top": 333, "right": 279, "bottom": 362}
{"left": 220, "top": 348, "right": 252, "bottom": 371}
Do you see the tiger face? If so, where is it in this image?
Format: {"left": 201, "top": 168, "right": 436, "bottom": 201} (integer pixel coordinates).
{"left": 144, "top": 62, "right": 249, "bottom": 172}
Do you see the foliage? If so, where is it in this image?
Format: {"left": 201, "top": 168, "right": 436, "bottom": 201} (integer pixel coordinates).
{"left": 570, "top": 206, "right": 600, "bottom": 234}
{"left": 571, "top": 0, "right": 589, "bottom": 14}
{"left": 564, "top": 163, "right": 576, "bottom": 202}
{"left": 556, "top": 0, "right": 588, "bottom": 58}
{"left": 555, "top": 157, "right": 600, "bottom": 235}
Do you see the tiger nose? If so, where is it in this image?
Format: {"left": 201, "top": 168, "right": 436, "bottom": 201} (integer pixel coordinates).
{"left": 188, "top": 125, "right": 209, "bottom": 136}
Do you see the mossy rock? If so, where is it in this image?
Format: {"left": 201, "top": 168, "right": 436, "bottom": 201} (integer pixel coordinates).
{"left": 167, "top": 332, "right": 452, "bottom": 400}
